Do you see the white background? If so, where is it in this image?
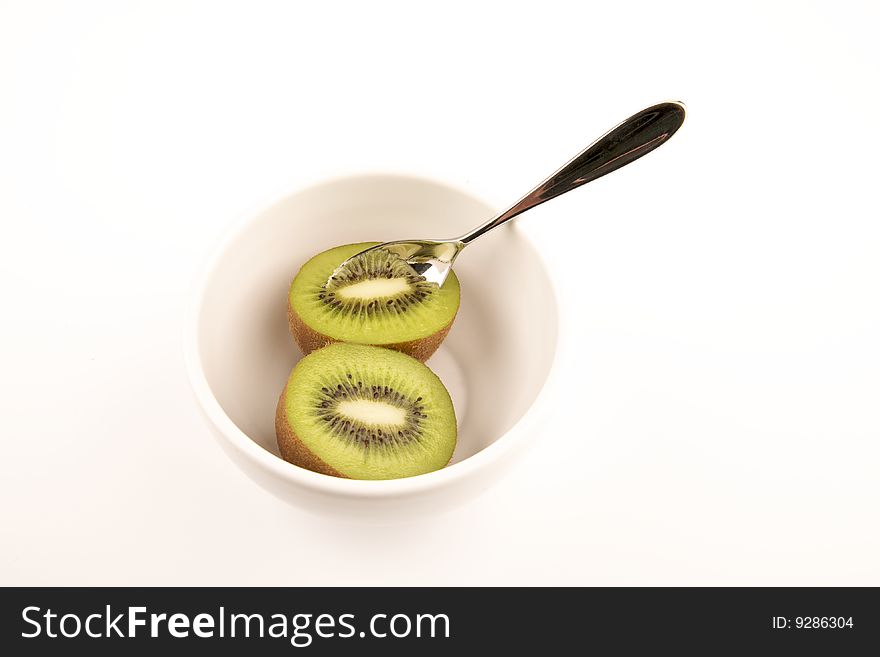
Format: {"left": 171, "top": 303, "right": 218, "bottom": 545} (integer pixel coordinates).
{"left": 1, "top": 0, "right": 878, "bottom": 585}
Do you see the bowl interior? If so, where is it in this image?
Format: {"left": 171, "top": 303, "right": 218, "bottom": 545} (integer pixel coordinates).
{"left": 197, "top": 175, "right": 557, "bottom": 471}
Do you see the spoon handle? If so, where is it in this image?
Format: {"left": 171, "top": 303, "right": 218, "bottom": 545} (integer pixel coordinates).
{"left": 458, "top": 101, "right": 686, "bottom": 245}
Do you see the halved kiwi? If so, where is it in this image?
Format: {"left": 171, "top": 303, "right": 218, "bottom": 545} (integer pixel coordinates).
{"left": 275, "top": 343, "right": 457, "bottom": 480}
{"left": 288, "top": 242, "right": 460, "bottom": 362}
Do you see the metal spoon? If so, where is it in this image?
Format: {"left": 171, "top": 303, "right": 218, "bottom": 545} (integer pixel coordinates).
{"left": 328, "top": 101, "right": 686, "bottom": 287}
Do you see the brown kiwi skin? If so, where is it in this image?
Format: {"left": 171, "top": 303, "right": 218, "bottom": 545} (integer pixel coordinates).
{"left": 275, "top": 383, "right": 348, "bottom": 478}
{"left": 287, "top": 299, "right": 455, "bottom": 363}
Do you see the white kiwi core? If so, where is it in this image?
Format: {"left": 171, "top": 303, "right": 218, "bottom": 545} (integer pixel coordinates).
{"left": 335, "top": 278, "right": 411, "bottom": 300}
{"left": 336, "top": 399, "right": 407, "bottom": 426}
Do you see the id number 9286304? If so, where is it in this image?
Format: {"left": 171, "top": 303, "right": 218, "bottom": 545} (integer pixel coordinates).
{"left": 772, "top": 616, "right": 854, "bottom": 629}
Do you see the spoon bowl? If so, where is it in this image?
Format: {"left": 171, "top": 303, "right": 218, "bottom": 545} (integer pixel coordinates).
{"left": 331, "top": 239, "right": 464, "bottom": 286}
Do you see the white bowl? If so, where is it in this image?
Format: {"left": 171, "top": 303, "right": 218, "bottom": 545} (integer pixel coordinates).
{"left": 185, "top": 174, "right": 559, "bottom": 519}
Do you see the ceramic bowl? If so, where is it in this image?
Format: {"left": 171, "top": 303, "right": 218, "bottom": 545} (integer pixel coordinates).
{"left": 185, "top": 174, "right": 558, "bottom": 518}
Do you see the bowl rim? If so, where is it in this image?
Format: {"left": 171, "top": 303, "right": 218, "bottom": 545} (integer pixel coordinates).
{"left": 183, "top": 172, "right": 561, "bottom": 499}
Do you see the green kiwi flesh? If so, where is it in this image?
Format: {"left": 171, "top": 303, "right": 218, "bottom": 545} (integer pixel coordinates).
{"left": 275, "top": 343, "right": 457, "bottom": 480}
{"left": 288, "top": 243, "right": 460, "bottom": 361}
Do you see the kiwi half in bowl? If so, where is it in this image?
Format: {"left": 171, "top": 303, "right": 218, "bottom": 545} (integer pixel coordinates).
{"left": 275, "top": 343, "right": 457, "bottom": 480}
{"left": 288, "top": 243, "right": 460, "bottom": 361}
